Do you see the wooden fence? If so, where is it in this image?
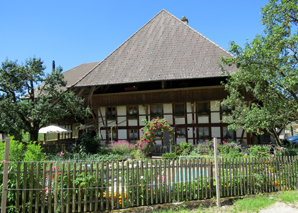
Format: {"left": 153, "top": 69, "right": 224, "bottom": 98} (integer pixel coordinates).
{"left": 1, "top": 156, "right": 298, "bottom": 212}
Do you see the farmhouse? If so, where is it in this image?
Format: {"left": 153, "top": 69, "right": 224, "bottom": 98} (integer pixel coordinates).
{"left": 57, "top": 10, "right": 252, "bottom": 145}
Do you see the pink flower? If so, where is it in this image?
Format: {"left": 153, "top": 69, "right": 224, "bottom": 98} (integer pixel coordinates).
{"left": 271, "top": 155, "right": 274, "bottom": 157}
{"left": 60, "top": 151, "right": 64, "bottom": 156}
{"left": 1, "top": 160, "right": 6, "bottom": 163}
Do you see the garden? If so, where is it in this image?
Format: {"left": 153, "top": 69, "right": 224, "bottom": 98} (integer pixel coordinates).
{"left": 1, "top": 119, "right": 298, "bottom": 212}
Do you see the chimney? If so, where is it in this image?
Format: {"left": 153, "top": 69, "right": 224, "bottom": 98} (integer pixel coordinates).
{"left": 52, "top": 60, "right": 55, "bottom": 72}
{"left": 181, "top": 16, "right": 188, "bottom": 25}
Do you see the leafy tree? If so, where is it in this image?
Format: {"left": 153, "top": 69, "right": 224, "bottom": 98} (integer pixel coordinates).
{"left": 220, "top": 0, "right": 298, "bottom": 146}
{"left": 0, "top": 57, "right": 89, "bottom": 141}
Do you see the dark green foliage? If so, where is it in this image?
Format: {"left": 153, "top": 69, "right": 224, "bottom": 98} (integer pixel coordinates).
{"left": 78, "top": 131, "right": 101, "bottom": 154}
{"left": 175, "top": 142, "right": 192, "bottom": 155}
{"left": 220, "top": 0, "right": 298, "bottom": 146}
{"left": 161, "top": 152, "right": 178, "bottom": 159}
{"left": 248, "top": 145, "right": 270, "bottom": 158}
{"left": 0, "top": 57, "right": 89, "bottom": 141}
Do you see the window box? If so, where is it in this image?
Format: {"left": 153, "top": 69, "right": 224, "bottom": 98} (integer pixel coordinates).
{"left": 127, "top": 113, "right": 138, "bottom": 119}
{"left": 197, "top": 109, "right": 210, "bottom": 116}
{"left": 106, "top": 114, "right": 116, "bottom": 120}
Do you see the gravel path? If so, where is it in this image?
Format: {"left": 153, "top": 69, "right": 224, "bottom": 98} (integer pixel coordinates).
{"left": 260, "top": 202, "right": 298, "bottom": 213}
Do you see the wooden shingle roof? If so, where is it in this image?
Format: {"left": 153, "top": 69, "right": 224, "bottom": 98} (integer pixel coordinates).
{"left": 71, "top": 10, "right": 235, "bottom": 88}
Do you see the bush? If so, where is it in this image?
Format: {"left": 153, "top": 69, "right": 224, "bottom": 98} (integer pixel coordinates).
{"left": 111, "top": 140, "right": 135, "bottom": 155}
{"left": 78, "top": 131, "right": 101, "bottom": 154}
{"left": 175, "top": 142, "right": 192, "bottom": 155}
{"left": 161, "top": 152, "right": 178, "bottom": 159}
{"left": 249, "top": 145, "right": 270, "bottom": 158}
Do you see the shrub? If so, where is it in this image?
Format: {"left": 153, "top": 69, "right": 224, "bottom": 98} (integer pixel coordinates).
{"left": 175, "top": 142, "right": 191, "bottom": 155}
{"left": 161, "top": 152, "right": 178, "bottom": 159}
{"left": 111, "top": 140, "right": 135, "bottom": 155}
{"left": 24, "top": 141, "right": 46, "bottom": 161}
{"left": 249, "top": 145, "right": 270, "bottom": 158}
{"left": 189, "top": 151, "right": 201, "bottom": 157}
{"left": 78, "top": 131, "right": 101, "bottom": 154}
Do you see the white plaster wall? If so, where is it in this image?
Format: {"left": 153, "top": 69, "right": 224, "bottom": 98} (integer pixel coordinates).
{"left": 186, "top": 102, "right": 192, "bottom": 113}
{"left": 117, "top": 117, "right": 126, "bottom": 126}
{"left": 164, "top": 115, "right": 173, "bottom": 124}
{"left": 176, "top": 138, "right": 186, "bottom": 144}
{"left": 139, "top": 116, "right": 147, "bottom": 125}
{"left": 100, "top": 130, "right": 106, "bottom": 140}
{"left": 163, "top": 103, "right": 172, "bottom": 113}
{"left": 99, "top": 107, "right": 106, "bottom": 116}
{"left": 210, "top": 101, "right": 220, "bottom": 111}
{"left": 107, "top": 120, "right": 116, "bottom": 127}
{"left": 198, "top": 116, "right": 209, "bottom": 123}
{"left": 139, "top": 105, "right": 146, "bottom": 115}
{"left": 155, "top": 140, "right": 162, "bottom": 145}
{"left": 211, "top": 112, "right": 220, "bottom": 123}
{"left": 188, "top": 127, "right": 193, "bottom": 138}
{"left": 188, "top": 139, "right": 194, "bottom": 144}
{"left": 117, "top": 106, "right": 126, "bottom": 116}
{"left": 211, "top": 127, "right": 221, "bottom": 138}
{"left": 187, "top": 114, "right": 193, "bottom": 124}
{"left": 175, "top": 117, "right": 185, "bottom": 125}
{"left": 128, "top": 120, "right": 138, "bottom": 126}
{"left": 118, "top": 130, "right": 127, "bottom": 140}
{"left": 98, "top": 118, "right": 105, "bottom": 126}
{"left": 236, "top": 129, "right": 247, "bottom": 137}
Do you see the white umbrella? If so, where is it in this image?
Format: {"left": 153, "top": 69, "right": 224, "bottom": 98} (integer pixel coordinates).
{"left": 39, "top": 125, "right": 72, "bottom": 142}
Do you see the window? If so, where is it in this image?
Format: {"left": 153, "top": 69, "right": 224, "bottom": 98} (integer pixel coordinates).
{"left": 198, "top": 127, "right": 210, "bottom": 141}
{"left": 153, "top": 129, "right": 162, "bottom": 138}
{"left": 107, "top": 129, "right": 117, "bottom": 141}
{"left": 106, "top": 107, "right": 116, "bottom": 120}
{"left": 221, "top": 105, "right": 233, "bottom": 115}
{"left": 197, "top": 102, "right": 210, "bottom": 115}
{"left": 174, "top": 103, "right": 185, "bottom": 117}
{"left": 223, "top": 127, "right": 234, "bottom": 140}
{"left": 176, "top": 127, "right": 186, "bottom": 138}
{"left": 151, "top": 104, "right": 163, "bottom": 118}
{"left": 127, "top": 106, "right": 138, "bottom": 119}
{"left": 129, "top": 129, "right": 139, "bottom": 141}
{"left": 61, "top": 124, "right": 71, "bottom": 139}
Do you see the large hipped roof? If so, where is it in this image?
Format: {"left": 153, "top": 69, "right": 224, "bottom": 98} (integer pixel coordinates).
{"left": 70, "top": 9, "right": 235, "bottom": 88}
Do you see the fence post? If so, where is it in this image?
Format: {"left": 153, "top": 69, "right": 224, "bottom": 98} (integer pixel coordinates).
{"left": 213, "top": 137, "right": 220, "bottom": 207}
{"left": 1, "top": 138, "right": 10, "bottom": 213}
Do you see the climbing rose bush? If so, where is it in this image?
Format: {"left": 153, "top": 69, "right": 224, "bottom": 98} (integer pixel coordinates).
{"left": 137, "top": 118, "right": 174, "bottom": 157}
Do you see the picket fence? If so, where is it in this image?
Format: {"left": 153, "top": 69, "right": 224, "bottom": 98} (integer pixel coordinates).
{"left": 1, "top": 156, "right": 298, "bottom": 212}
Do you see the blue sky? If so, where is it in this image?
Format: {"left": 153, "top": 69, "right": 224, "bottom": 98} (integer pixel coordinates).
{"left": 1, "top": 0, "right": 269, "bottom": 74}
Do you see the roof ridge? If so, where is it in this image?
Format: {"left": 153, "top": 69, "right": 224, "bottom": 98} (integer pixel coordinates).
{"left": 163, "top": 10, "right": 234, "bottom": 58}
{"left": 67, "top": 62, "right": 101, "bottom": 88}
{"left": 72, "top": 10, "right": 168, "bottom": 87}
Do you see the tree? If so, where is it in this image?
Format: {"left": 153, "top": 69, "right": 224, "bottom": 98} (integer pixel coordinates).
{"left": 220, "top": 0, "right": 298, "bottom": 146}
{"left": 0, "top": 57, "right": 89, "bottom": 141}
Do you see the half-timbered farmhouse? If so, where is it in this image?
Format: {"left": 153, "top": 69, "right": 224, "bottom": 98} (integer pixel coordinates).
{"left": 57, "top": 10, "right": 252, "bottom": 145}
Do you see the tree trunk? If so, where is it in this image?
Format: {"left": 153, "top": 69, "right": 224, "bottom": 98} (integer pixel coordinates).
{"left": 271, "top": 130, "right": 282, "bottom": 147}
{"left": 29, "top": 130, "right": 39, "bottom": 142}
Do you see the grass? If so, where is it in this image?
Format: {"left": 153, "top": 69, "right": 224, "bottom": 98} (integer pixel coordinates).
{"left": 233, "top": 196, "right": 276, "bottom": 212}
{"left": 153, "top": 190, "right": 298, "bottom": 213}
{"left": 279, "top": 190, "right": 298, "bottom": 203}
